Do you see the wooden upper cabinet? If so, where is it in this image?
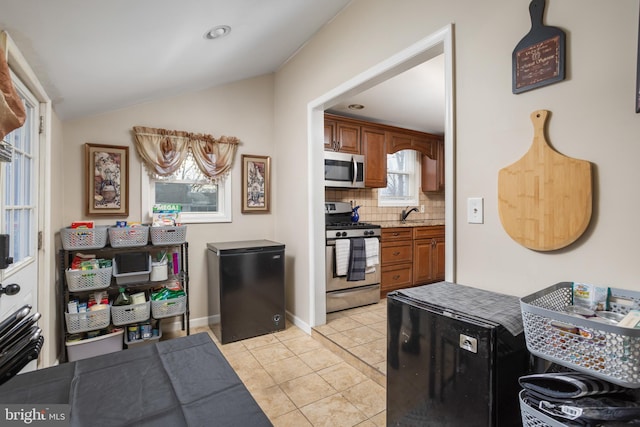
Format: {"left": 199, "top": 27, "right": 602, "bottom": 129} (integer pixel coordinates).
{"left": 387, "top": 130, "right": 435, "bottom": 157}
{"left": 324, "top": 114, "right": 360, "bottom": 154}
{"left": 362, "top": 126, "right": 387, "bottom": 188}
{"left": 324, "top": 118, "right": 337, "bottom": 151}
{"left": 324, "top": 113, "right": 445, "bottom": 191}
{"left": 421, "top": 138, "right": 445, "bottom": 193}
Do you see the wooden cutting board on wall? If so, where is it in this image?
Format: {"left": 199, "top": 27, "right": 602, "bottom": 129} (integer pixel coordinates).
{"left": 498, "top": 110, "right": 592, "bottom": 251}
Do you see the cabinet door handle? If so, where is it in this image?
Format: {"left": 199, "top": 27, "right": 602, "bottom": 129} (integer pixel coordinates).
{"left": 392, "top": 233, "right": 399, "bottom": 236}
{"left": 393, "top": 251, "right": 400, "bottom": 256}
{"left": 393, "top": 275, "right": 400, "bottom": 280}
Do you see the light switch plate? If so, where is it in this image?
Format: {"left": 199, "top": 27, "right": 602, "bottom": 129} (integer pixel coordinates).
{"left": 467, "top": 197, "right": 483, "bottom": 224}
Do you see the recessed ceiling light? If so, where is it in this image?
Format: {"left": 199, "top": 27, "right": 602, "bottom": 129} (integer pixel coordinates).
{"left": 204, "top": 25, "right": 231, "bottom": 40}
{"left": 348, "top": 104, "right": 365, "bottom": 110}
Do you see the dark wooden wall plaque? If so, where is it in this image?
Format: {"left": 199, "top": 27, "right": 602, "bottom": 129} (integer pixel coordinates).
{"left": 513, "top": 0, "right": 566, "bottom": 94}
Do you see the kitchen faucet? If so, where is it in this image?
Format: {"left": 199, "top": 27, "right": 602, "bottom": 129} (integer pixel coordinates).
{"left": 401, "top": 206, "right": 419, "bottom": 222}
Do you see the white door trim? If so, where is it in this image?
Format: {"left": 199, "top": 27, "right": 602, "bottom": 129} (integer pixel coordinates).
{"left": 307, "top": 24, "right": 456, "bottom": 327}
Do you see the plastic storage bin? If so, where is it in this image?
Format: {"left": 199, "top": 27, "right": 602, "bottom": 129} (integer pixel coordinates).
{"left": 65, "top": 306, "right": 111, "bottom": 334}
{"left": 520, "top": 282, "right": 640, "bottom": 388}
{"left": 65, "top": 329, "right": 124, "bottom": 362}
{"left": 111, "top": 301, "right": 151, "bottom": 326}
{"left": 61, "top": 226, "right": 109, "bottom": 250}
{"left": 112, "top": 255, "right": 152, "bottom": 285}
{"left": 151, "top": 294, "right": 187, "bottom": 318}
{"left": 150, "top": 225, "right": 187, "bottom": 245}
{"left": 519, "top": 390, "right": 565, "bottom": 427}
{"left": 66, "top": 266, "right": 113, "bottom": 291}
{"left": 124, "top": 323, "right": 162, "bottom": 349}
{"left": 108, "top": 226, "right": 149, "bottom": 247}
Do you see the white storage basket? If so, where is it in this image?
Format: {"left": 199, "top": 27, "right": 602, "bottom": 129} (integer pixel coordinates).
{"left": 66, "top": 329, "right": 123, "bottom": 362}
{"left": 521, "top": 282, "right": 640, "bottom": 388}
{"left": 151, "top": 295, "right": 187, "bottom": 319}
{"left": 519, "top": 390, "right": 566, "bottom": 427}
{"left": 66, "top": 266, "right": 112, "bottom": 292}
{"left": 61, "top": 226, "right": 109, "bottom": 250}
{"left": 150, "top": 225, "right": 187, "bottom": 245}
{"left": 108, "top": 226, "right": 149, "bottom": 247}
{"left": 111, "top": 301, "right": 151, "bottom": 326}
{"left": 65, "top": 306, "right": 110, "bottom": 334}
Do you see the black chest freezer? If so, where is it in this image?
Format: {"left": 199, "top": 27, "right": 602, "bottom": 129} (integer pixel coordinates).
{"left": 387, "top": 281, "right": 532, "bottom": 426}
{"left": 207, "top": 240, "right": 285, "bottom": 344}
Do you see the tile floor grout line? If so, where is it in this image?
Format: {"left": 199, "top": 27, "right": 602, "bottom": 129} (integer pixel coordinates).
{"left": 189, "top": 301, "right": 388, "bottom": 427}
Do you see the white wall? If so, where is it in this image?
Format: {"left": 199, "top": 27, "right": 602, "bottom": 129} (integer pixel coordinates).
{"left": 55, "top": 0, "right": 640, "bottom": 347}
{"left": 273, "top": 0, "right": 640, "bottom": 331}
{"left": 62, "top": 74, "right": 277, "bottom": 329}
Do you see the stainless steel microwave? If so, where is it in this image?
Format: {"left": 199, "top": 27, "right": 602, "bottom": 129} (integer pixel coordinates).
{"left": 324, "top": 151, "right": 365, "bottom": 188}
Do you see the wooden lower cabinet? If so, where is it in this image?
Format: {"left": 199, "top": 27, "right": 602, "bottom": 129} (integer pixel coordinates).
{"left": 381, "top": 263, "right": 413, "bottom": 295}
{"left": 413, "top": 226, "right": 445, "bottom": 284}
{"left": 380, "top": 225, "right": 445, "bottom": 297}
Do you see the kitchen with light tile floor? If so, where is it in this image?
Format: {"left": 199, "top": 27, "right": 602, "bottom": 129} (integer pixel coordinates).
{"left": 194, "top": 299, "right": 388, "bottom": 427}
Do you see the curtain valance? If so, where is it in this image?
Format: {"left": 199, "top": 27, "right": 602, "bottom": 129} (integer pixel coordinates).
{"left": 132, "top": 126, "right": 240, "bottom": 180}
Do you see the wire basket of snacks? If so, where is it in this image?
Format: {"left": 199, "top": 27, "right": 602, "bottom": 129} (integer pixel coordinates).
{"left": 520, "top": 282, "right": 640, "bottom": 388}
{"left": 65, "top": 305, "right": 110, "bottom": 334}
{"left": 61, "top": 225, "right": 109, "bottom": 250}
{"left": 150, "top": 225, "right": 187, "bottom": 245}
{"left": 111, "top": 301, "right": 151, "bottom": 326}
{"left": 151, "top": 286, "right": 187, "bottom": 319}
{"left": 108, "top": 225, "right": 149, "bottom": 247}
{"left": 66, "top": 266, "right": 113, "bottom": 292}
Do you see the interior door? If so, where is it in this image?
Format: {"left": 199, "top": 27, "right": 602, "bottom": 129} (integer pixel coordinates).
{"left": 0, "top": 72, "right": 40, "bottom": 365}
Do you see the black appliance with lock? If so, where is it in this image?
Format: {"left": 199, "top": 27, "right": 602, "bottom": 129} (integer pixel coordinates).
{"left": 206, "top": 240, "right": 285, "bottom": 344}
{"left": 387, "top": 281, "right": 532, "bottom": 426}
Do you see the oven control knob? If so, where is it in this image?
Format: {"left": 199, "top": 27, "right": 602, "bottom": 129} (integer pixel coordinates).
{"left": 365, "top": 230, "right": 371, "bottom": 236}
{"left": 341, "top": 232, "right": 347, "bottom": 237}
{"left": 335, "top": 232, "right": 341, "bottom": 237}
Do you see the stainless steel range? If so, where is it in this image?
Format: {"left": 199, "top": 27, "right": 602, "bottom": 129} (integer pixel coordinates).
{"left": 325, "top": 202, "right": 381, "bottom": 313}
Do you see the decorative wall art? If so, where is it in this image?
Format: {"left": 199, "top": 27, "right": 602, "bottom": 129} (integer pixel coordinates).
{"left": 85, "top": 143, "right": 129, "bottom": 216}
{"left": 241, "top": 154, "right": 270, "bottom": 213}
{"left": 512, "top": 0, "right": 566, "bottom": 94}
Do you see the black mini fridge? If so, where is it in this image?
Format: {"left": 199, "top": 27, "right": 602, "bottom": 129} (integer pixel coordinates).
{"left": 387, "top": 282, "right": 531, "bottom": 426}
{"left": 207, "top": 240, "right": 285, "bottom": 344}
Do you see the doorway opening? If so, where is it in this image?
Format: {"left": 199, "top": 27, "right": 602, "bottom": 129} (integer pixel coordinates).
{"left": 308, "top": 24, "right": 456, "bottom": 328}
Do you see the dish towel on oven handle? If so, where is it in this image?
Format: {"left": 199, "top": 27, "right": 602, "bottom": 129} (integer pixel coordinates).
{"left": 335, "top": 239, "right": 350, "bottom": 276}
{"left": 347, "top": 238, "right": 366, "bottom": 281}
{"left": 364, "top": 237, "right": 379, "bottom": 267}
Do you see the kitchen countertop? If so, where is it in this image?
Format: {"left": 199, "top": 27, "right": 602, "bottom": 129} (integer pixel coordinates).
{"left": 373, "top": 220, "right": 445, "bottom": 228}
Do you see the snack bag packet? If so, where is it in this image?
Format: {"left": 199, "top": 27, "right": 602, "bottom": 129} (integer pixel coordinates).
{"left": 572, "top": 282, "right": 609, "bottom": 311}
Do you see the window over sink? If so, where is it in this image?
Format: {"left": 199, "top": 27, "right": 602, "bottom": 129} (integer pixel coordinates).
{"left": 378, "top": 149, "right": 419, "bottom": 207}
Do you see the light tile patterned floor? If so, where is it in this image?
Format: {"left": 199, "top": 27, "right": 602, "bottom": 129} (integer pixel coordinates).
{"left": 190, "top": 299, "right": 387, "bottom": 427}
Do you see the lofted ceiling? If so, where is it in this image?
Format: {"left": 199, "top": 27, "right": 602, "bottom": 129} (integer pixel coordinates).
{"left": 0, "top": 0, "right": 445, "bottom": 133}
{"left": 0, "top": 0, "right": 352, "bottom": 120}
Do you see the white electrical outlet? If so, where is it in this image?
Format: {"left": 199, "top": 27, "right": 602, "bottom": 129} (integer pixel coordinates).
{"left": 420, "top": 205, "right": 425, "bottom": 213}
{"left": 467, "top": 197, "right": 484, "bottom": 224}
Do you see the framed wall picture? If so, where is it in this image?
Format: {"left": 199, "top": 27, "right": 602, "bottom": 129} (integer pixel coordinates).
{"left": 85, "top": 143, "right": 129, "bottom": 216}
{"left": 241, "top": 154, "right": 270, "bottom": 213}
